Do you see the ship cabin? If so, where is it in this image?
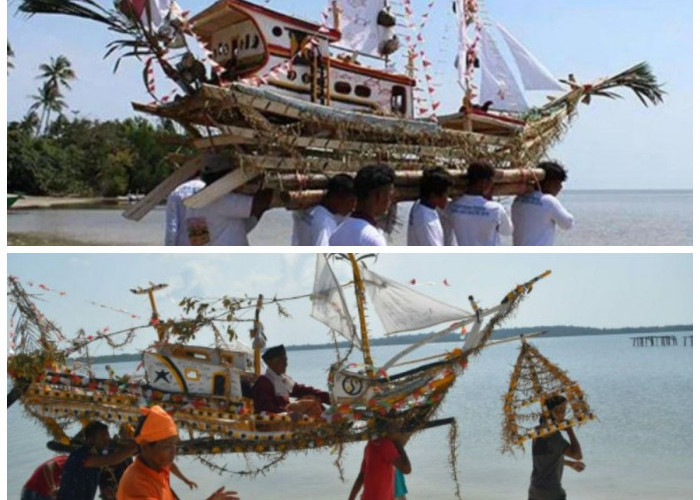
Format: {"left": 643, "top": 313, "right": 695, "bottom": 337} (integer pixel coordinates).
{"left": 143, "top": 343, "right": 255, "bottom": 400}
{"left": 190, "top": 0, "right": 416, "bottom": 117}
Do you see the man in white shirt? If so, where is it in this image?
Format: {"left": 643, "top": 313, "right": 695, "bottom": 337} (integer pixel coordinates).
{"left": 330, "top": 164, "right": 395, "bottom": 246}
{"left": 511, "top": 161, "right": 574, "bottom": 246}
{"left": 447, "top": 161, "right": 512, "bottom": 246}
{"left": 184, "top": 158, "right": 272, "bottom": 246}
{"left": 164, "top": 176, "right": 205, "bottom": 245}
{"left": 291, "top": 174, "right": 356, "bottom": 246}
{"left": 407, "top": 167, "right": 454, "bottom": 246}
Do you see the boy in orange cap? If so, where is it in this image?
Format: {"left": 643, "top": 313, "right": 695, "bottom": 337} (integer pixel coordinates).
{"left": 117, "top": 405, "right": 240, "bottom": 500}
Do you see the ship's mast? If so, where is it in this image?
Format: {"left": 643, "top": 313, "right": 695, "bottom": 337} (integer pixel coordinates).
{"left": 131, "top": 283, "right": 169, "bottom": 342}
{"left": 348, "top": 253, "right": 375, "bottom": 376}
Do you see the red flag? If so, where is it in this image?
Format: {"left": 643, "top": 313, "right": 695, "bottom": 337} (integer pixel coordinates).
{"left": 410, "top": 278, "right": 417, "bottom": 285}
{"left": 443, "top": 278, "right": 450, "bottom": 286}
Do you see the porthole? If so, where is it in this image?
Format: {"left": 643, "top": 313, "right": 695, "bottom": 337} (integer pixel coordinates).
{"left": 272, "top": 26, "right": 283, "bottom": 37}
{"left": 287, "top": 69, "right": 297, "bottom": 81}
{"left": 355, "top": 85, "right": 371, "bottom": 98}
{"left": 301, "top": 73, "right": 311, "bottom": 84}
{"left": 334, "top": 81, "right": 351, "bottom": 94}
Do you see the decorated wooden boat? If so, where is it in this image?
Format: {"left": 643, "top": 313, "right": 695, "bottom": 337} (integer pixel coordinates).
{"left": 17, "top": 0, "right": 664, "bottom": 220}
{"left": 8, "top": 254, "right": 552, "bottom": 459}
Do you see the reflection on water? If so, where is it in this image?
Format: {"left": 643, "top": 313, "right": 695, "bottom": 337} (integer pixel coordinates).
{"left": 7, "top": 190, "right": 692, "bottom": 246}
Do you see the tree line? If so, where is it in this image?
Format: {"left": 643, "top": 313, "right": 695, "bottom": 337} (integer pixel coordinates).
{"left": 7, "top": 44, "right": 184, "bottom": 197}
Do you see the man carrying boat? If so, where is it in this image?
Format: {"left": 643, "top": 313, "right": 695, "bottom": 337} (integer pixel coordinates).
{"left": 291, "top": 173, "right": 357, "bottom": 246}
{"left": 407, "top": 167, "right": 454, "bottom": 246}
{"left": 164, "top": 174, "right": 205, "bottom": 246}
{"left": 183, "top": 158, "right": 272, "bottom": 246}
{"left": 56, "top": 422, "right": 137, "bottom": 500}
{"left": 330, "top": 164, "right": 396, "bottom": 246}
{"left": 446, "top": 161, "right": 513, "bottom": 245}
{"left": 511, "top": 161, "right": 574, "bottom": 246}
{"left": 252, "top": 345, "right": 330, "bottom": 418}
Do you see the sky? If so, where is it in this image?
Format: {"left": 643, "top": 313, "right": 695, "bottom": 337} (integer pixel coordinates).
{"left": 4, "top": 0, "right": 692, "bottom": 189}
{"left": 5, "top": 252, "right": 693, "bottom": 358}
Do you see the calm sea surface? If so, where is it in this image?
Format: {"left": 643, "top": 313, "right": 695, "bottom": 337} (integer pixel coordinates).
{"left": 6, "top": 334, "right": 692, "bottom": 500}
{"left": 7, "top": 190, "right": 692, "bottom": 246}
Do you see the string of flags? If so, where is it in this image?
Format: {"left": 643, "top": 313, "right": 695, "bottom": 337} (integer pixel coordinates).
{"left": 409, "top": 278, "right": 451, "bottom": 286}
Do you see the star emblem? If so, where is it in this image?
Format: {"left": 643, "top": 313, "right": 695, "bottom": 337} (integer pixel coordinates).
{"left": 154, "top": 369, "right": 171, "bottom": 383}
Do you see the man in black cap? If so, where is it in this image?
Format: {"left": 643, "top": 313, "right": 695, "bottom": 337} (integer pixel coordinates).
{"left": 252, "top": 345, "right": 330, "bottom": 418}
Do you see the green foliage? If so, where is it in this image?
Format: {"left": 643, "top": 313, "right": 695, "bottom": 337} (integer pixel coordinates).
{"left": 7, "top": 115, "right": 186, "bottom": 197}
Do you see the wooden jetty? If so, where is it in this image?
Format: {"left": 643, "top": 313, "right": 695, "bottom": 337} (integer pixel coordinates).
{"left": 630, "top": 335, "right": 682, "bottom": 347}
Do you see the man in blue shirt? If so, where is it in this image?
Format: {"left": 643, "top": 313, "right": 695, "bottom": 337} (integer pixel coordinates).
{"left": 56, "top": 421, "right": 137, "bottom": 500}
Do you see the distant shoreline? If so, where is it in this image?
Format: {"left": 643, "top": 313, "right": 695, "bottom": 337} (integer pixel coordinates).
{"left": 81, "top": 324, "right": 693, "bottom": 364}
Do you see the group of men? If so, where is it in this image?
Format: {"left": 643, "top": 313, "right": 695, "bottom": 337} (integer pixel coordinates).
{"left": 165, "top": 161, "right": 573, "bottom": 247}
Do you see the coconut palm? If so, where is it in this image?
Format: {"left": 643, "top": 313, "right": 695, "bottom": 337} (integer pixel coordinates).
{"left": 38, "top": 55, "right": 76, "bottom": 96}
{"left": 29, "top": 81, "right": 67, "bottom": 135}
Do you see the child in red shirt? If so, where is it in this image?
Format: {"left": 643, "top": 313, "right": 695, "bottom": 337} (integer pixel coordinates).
{"left": 348, "top": 428, "right": 411, "bottom": 500}
{"left": 21, "top": 455, "right": 68, "bottom": 500}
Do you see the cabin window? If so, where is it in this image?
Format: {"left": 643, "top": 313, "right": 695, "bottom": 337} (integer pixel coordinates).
{"left": 272, "top": 26, "right": 283, "bottom": 37}
{"left": 391, "top": 85, "right": 407, "bottom": 114}
{"left": 287, "top": 69, "right": 297, "bottom": 81}
{"left": 302, "top": 73, "right": 312, "bottom": 84}
{"left": 184, "top": 368, "right": 201, "bottom": 381}
{"left": 245, "top": 34, "right": 251, "bottom": 50}
{"left": 185, "top": 351, "right": 210, "bottom": 361}
{"left": 334, "top": 81, "right": 352, "bottom": 94}
{"left": 355, "top": 85, "right": 372, "bottom": 98}
{"left": 252, "top": 35, "right": 260, "bottom": 49}
{"left": 213, "top": 374, "right": 227, "bottom": 396}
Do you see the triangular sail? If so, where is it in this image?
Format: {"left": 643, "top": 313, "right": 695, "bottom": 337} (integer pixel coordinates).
{"left": 479, "top": 27, "right": 529, "bottom": 112}
{"left": 496, "top": 23, "right": 562, "bottom": 91}
{"left": 361, "top": 268, "right": 472, "bottom": 335}
{"left": 311, "top": 254, "right": 360, "bottom": 348}
{"left": 331, "top": 0, "right": 388, "bottom": 56}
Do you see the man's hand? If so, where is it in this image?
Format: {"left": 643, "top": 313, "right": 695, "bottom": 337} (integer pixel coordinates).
{"left": 206, "top": 487, "right": 240, "bottom": 500}
{"left": 566, "top": 460, "right": 585, "bottom": 472}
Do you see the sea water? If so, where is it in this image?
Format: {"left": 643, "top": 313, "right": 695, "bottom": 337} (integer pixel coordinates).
{"left": 7, "top": 190, "right": 693, "bottom": 246}
{"left": 6, "top": 333, "right": 692, "bottom": 500}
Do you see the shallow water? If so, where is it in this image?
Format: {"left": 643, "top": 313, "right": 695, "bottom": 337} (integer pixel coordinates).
{"left": 7, "top": 334, "right": 692, "bottom": 499}
{"left": 7, "top": 190, "right": 693, "bottom": 246}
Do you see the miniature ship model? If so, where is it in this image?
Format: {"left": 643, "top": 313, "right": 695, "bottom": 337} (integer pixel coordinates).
{"left": 15, "top": 0, "right": 663, "bottom": 219}
{"left": 8, "top": 255, "right": 550, "bottom": 456}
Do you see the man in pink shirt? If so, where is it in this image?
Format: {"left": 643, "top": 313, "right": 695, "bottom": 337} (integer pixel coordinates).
{"left": 348, "top": 425, "right": 411, "bottom": 500}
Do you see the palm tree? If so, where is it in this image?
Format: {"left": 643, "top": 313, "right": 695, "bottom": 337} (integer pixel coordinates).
{"left": 28, "top": 81, "right": 67, "bottom": 136}
{"left": 8, "top": 42, "right": 15, "bottom": 73}
{"left": 38, "top": 55, "right": 76, "bottom": 95}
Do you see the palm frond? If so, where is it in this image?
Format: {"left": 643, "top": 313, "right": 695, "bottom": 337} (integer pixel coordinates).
{"left": 592, "top": 62, "right": 665, "bottom": 107}
{"left": 17, "top": 0, "right": 137, "bottom": 36}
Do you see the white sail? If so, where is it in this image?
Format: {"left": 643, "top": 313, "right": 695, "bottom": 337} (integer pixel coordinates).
{"left": 479, "top": 27, "right": 529, "bottom": 112}
{"left": 361, "top": 268, "right": 472, "bottom": 335}
{"left": 311, "top": 254, "right": 360, "bottom": 348}
{"left": 332, "top": 0, "right": 389, "bottom": 55}
{"left": 496, "top": 23, "right": 562, "bottom": 91}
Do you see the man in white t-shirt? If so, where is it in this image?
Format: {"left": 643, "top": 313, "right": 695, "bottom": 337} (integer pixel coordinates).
{"left": 330, "top": 164, "right": 395, "bottom": 246}
{"left": 291, "top": 174, "right": 356, "bottom": 246}
{"left": 447, "top": 161, "right": 512, "bottom": 246}
{"left": 511, "top": 161, "right": 574, "bottom": 246}
{"left": 407, "top": 167, "right": 454, "bottom": 246}
{"left": 164, "top": 176, "right": 205, "bottom": 245}
{"left": 184, "top": 158, "right": 272, "bottom": 246}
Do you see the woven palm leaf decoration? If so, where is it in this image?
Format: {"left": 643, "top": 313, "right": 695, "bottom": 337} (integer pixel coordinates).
{"left": 501, "top": 339, "right": 595, "bottom": 453}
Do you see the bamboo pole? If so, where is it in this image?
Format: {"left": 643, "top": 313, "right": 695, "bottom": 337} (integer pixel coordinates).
{"left": 280, "top": 181, "right": 540, "bottom": 210}
{"left": 348, "top": 254, "right": 374, "bottom": 377}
